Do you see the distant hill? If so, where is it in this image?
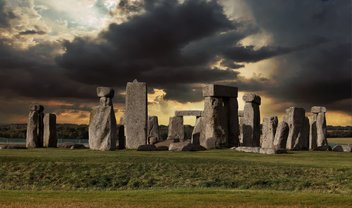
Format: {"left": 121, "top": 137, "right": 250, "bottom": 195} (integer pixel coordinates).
{"left": 0, "top": 124, "right": 350, "bottom": 140}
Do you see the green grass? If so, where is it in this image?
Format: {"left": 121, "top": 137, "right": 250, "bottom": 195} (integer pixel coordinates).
{"left": 0, "top": 149, "right": 351, "bottom": 207}
{"left": 328, "top": 138, "right": 352, "bottom": 145}
{"left": 0, "top": 189, "right": 351, "bottom": 208}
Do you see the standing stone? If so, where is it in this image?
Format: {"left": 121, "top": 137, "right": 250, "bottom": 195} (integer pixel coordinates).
{"left": 191, "top": 117, "right": 204, "bottom": 145}
{"left": 202, "top": 84, "right": 239, "bottom": 149}
{"left": 309, "top": 106, "right": 328, "bottom": 150}
{"left": 261, "top": 116, "right": 278, "bottom": 149}
{"left": 43, "top": 113, "right": 57, "bottom": 147}
{"left": 273, "top": 121, "right": 289, "bottom": 150}
{"left": 242, "top": 93, "right": 261, "bottom": 147}
{"left": 285, "top": 107, "right": 308, "bottom": 150}
{"left": 125, "top": 79, "right": 147, "bottom": 149}
{"left": 26, "top": 105, "right": 44, "bottom": 148}
{"left": 147, "top": 116, "right": 160, "bottom": 144}
{"left": 238, "top": 110, "right": 244, "bottom": 145}
{"left": 89, "top": 87, "right": 117, "bottom": 151}
{"left": 167, "top": 116, "right": 184, "bottom": 141}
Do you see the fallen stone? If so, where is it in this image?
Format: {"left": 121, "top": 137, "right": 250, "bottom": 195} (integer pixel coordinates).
{"left": 156, "top": 146, "right": 169, "bottom": 151}
{"left": 332, "top": 145, "right": 352, "bottom": 152}
{"left": 137, "top": 144, "right": 157, "bottom": 151}
{"left": 231, "top": 146, "right": 260, "bottom": 153}
{"left": 154, "top": 139, "right": 173, "bottom": 148}
{"left": 231, "top": 146, "right": 287, "bottom": 154}
{"left": 97, "top": 87, "right": 114, "bottom": 98}
{"left": 181, "top": 143, "right": 206, "bottom": 151}
{"left": 125, "top": 80, "right": 148, "bottom": 149}
{"left": 169, "top": 140, "right": 191, "bottom": 151}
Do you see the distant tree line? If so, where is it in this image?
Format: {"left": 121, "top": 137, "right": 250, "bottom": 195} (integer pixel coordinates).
{"left": 0, "top": 124, "right": 350, "bottom": 139}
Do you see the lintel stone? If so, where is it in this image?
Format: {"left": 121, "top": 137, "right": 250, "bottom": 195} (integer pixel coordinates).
{"left": 175, "top": 110, "right": 203, "bottom": 117}
{"left": 202, "top": 84, "right": 238, "bottom": 98}
{"left": 311, "top": 106, "right": 327, "bottom": 113}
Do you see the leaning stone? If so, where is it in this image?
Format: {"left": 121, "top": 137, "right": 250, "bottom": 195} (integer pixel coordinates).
{"left": 89, "top": 106, "right": 117, "bottom": 151}
{"left": 261, "top": 116, "right": 278, "bottom": 149}
{"left": 167, "top": 116, "right": 184, "bottom": 141}
{"left": 191, "top": 117, "right": 204, "bottom": 145}
{"left": 137, "top": 144, "right": 157, "bottom": 151}
{"left": 147, "top": 116, "right": 160, "bottom": 144}
{"left": 97, "top": 87, "right": 114, "bottom": 98}
{"left": 43, "top": 113, "right": 57, "bottom": 148}
{"left": 311, "top": 106, "right": 327, "bottom": 113}
{"left": 125, "top": 80, "right": 148, "bottom": 149}
{"left": 273, "top": 121, "right": 289, "bottom": 150}
{"left": 242, "top": 93, "right": 261, "bottom": 105}
{"left": 169, "top": 140, "right": 191, "bottom": 151}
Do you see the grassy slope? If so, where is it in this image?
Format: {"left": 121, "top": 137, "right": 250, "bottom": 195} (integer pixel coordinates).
{"left": 0, "top": 149, "right": 351, "bottom": 207}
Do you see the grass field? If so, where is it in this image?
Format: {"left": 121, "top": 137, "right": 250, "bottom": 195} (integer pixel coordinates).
{"left": 0, "top": 149, "right": 351, "bottom": 207}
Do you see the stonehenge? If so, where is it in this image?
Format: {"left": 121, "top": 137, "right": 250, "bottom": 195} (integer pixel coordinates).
{"left": 202, "top": 84, "right": 239, "bottom": 149}
{"left": 21, "top": 80, "right": 336, "bottom": 154}
{"left": 309, "top": 106, "right": 328, "bottom": 150}
{"left": 88, "top": 87, "right": 117, "bottom": 151}
{"left": 242, "top": 93, "right": 261, "bottom": 147}
{"left": 125, "top": 79, "right": 148, "bottom": 149}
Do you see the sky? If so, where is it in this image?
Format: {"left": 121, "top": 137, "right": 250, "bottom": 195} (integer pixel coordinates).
{"left": 0, "top": 0, "right": 351, "bottom": 126}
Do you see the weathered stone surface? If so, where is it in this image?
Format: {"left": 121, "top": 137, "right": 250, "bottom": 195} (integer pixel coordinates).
{"left": 26, "top": 105, "right": 44, "bottom": 148}
{"left": 191, "top": 117, "right": 204, "bottom": 145}
{"left": 43, "top": 113, "right": 57, "bottom": 148}
{"left": 316, "top": 112, "right": 328, "bottom": 147}
{"left": 97, "top": 87, "right": 114, "bottom": 98}
{"left": 242, "top": 96, "right": 261, "bottom": 147}
{"left": 202, "top": 97, "right": 227, "bottom": 149}
{"left": 311, "top": 106, "right": 327, "bottom": 113}
{"left": 167, "top": 116, "right": 184, "bottom": 141}
{"left": 238, "top": 110, "right": 244, "bottom": 117}
{"left": 261, "top": 116, "right": 278, "bottom": 149}
{"left": 284, "top": 107, "right": 308, "bottom": 150}
{"left": 125, "top": 80, "right": 147, "bottom": 149}
{"left": 89, "top": 106, "right": 117, "bottom": 151}
{"left": 231, "top": 146, "right": 286, "bottom": 154}
{"left": 117, "top": 124, "right": 125, "bottom": 149}
{"left": 242, "top": 93, "right": 261, "bottom": 105}
{"left": 169, "top": 140, "right": 191, "bottom": 151}
{"left": 147, "top": 116, "right": 160, "bottom": 144}
{"left": 273, "top": 121, "right": 289, "bottom": 150}
{"left": 175, "top": 110, "right": 203, "bottom": 117}
{"left": 332, "top": 145, "right": 351, "bottom": 152}
{"left": 137, "top": 144, "right": 157, "bottom": 151}
{"left": 239, "top": 116, "right": 244, "bottom": 145}
{"left": 202, "top": 84, "right": 238, "bottom": 98}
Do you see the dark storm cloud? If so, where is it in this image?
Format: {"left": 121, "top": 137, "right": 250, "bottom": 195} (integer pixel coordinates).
{"left": 0, "top": 0, "right": 16, "bottom": 28}
{"left": 245, "top": 0, "right": 352, "bottom": 113}
{"left": 58, "top": 0, "right": 294, "bottom": 102}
